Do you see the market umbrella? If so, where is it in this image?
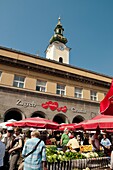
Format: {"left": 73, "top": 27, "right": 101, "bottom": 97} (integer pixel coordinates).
{"left": 100, "top": 79, "right": 113, "bottom": 115}
{"left": 7, "top": 119, "right": 17, "bottom": 122}
{"left": 74, "top": 114, "right": 113, "bottom": 130}
{"left": 0, "top": 122, "right": 8, "bottom": 128}
{"left": 0, "top": 119, "right": 17, "bottom": 128}
{"left": 6, "top": 117, "right": 59, "bottom": 130}
{"left": 74, "top": 120, "right": 88, "bottom": 130}
{"left": 59, "top": 123, "right": 77, "bottom": 131}
{"left": 92, "top": 114, "right": 113, "bottom": 120}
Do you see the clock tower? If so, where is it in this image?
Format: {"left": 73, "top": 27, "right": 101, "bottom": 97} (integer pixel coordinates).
{"left": 45, "top": 18, "right": 70, "bottom": 64}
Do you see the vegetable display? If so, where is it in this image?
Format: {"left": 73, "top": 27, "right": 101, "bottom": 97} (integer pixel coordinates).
{"left": 46, "top": 146, "right": 103, "bottom": 163}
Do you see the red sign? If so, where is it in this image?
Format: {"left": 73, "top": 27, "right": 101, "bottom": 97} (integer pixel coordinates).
{"left": 42, "top": 101, "right": 67, "bottom": 113}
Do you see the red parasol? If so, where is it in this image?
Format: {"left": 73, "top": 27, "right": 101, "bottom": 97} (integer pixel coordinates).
{"left": 6, "top": 117, "right": 59, "bottom": 130}
{"left": 59, "top": 123, "right": 77, "bottom": 131}
{"left": 74, "top": 120, "right": 88, "bottom": 130}
{"left": 74, "top": 114, "right": 113, "bottom": 130}
{"left": 100, "top": 79, "right": 113, "bottom": 115}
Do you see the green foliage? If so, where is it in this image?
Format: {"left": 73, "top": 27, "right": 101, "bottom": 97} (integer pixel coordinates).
{"left": 46, "top": 147, "right": 86, "bottom": 163}
{"left": 46, "top": 147, "right": 104, "bottom": 163}
{"left": 96, "top": 151, "right": 104, "bottom": 157}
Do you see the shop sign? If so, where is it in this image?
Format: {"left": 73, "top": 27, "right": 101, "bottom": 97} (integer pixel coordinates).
{"left": 16, "top": 99, "right": 37, "bottom": 108}
{"left": 71, "top": 107, "right": 87, "bottom": 114}
{"left": 41, "top": 100, "right": 67, "bottom": 113}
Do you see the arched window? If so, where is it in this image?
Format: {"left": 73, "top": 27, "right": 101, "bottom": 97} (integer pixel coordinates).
{"left": 72, "top": 115, "right": 85, "bottom": 123}
{"left": 59, "top": 57, "right": 63, "bottom": 63}
{"left": 53, "top": 113, "right": 69, "bottom": 124}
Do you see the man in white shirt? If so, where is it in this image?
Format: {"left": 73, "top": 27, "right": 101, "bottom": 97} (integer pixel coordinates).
{"left": 0, "top": 140, "right": 5, "bottom": 169}
{"left": 67, "top": 132, "right": 80, "bottom": 152}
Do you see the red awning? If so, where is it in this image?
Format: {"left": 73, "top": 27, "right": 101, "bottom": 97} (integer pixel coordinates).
{"left": 6, "top": 117, "right": 59, "bottom": 130}
{"left": 100, "top": 79, "right": 113, "bottom": 115}
{"left": 59, "top": 123, "right": 77, "bottom": 131}
{"left": 74, "top": 114, "right": 113, "bottom": 130}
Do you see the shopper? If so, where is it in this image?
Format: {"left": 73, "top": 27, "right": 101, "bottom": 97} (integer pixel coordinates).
{"left": 1, "top": 127, "right": 14, "bottom": 170}
{"left": 8, "top": 127, "right": 23, "bottom": 170}
{"left": 22, "top": 130, "right": 47, "bottom": 170}
{"left": 66, "top": 132, "right": 80, "bottom": 152}
{"left": 91, "top": 129, "right": 100, "bottom": 151}
{"left": 0, "top": 140, "right": 5, "bottom": 170}
{"left": 83, "top": 133, "right": 90, "bottom": 145}
{"left": 60, "top": 128, "right": 69, "bottom": 147}
{"left": 110, "top": 150, "right": 113, "bottom": 170}
{"left": 100, "top": 132, "right": 111, "bottom": 156}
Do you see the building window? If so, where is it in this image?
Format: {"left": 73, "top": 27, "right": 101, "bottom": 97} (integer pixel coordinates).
{"left": 75, "top": 88, "right": 83, "bottom": 98}
{"left": 56, "top": 84, "right": 65, "bottom": 95}
{"left": 0, "top": 71, "right": 2, "bottom": 80}
{"left": 90, "top": 90, "right": 97, "bottom": 101}
{"left": 13, "top": 75, "right": 25, "bottom": 88}
{"left": 59, "top": 57, "right": 63, "bottom": 63}
{"left": 36, "top": 80, "right": 46, "bottom": 92}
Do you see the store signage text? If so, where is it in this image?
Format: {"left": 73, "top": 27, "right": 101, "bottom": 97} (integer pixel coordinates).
{"left": 16, "top": 99, "right": 37, "bottom": 108}
{"left": 71, "top": 107, "right": 87, "bottom": 114}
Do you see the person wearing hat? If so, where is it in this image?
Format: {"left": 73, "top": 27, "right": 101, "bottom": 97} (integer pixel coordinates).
{"left": 1, "top": 126, "right": 7, "bottom": 140}
{"left": 66, "top": 132, "right": 80, "bottom": 152}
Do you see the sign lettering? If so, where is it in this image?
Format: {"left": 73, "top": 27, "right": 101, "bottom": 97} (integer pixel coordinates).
{"left": 71, "top": 107, "right": 87, "bottom": 114}
{"left": 16, "top": 99, "right": 37, "bottom": 108}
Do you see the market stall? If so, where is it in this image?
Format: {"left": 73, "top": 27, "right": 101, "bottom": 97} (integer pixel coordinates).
{"left": 46, "top": 146, "right": 110, "bottom": 170}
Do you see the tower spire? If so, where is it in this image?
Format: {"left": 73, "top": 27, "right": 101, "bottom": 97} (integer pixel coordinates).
{"left": 49, "top": 18, "right": 68, "bottom": 44}
{"left": 46, "top": 18, "right": 70, "bottom": 64}
{"left": 58, "top": 17, "right": 61, "bottom": 25}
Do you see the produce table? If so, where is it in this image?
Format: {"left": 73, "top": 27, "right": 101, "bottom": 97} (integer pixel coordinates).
{"left": 47, "top": 157, "right": 110, "bottom": 170}
{"left": 46, "top": 146, "right": 110, "bottom": 170}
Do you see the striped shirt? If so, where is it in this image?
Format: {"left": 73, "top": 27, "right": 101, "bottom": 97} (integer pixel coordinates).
{"left": 22, "top": 137, "right": 46, "bottom": 170}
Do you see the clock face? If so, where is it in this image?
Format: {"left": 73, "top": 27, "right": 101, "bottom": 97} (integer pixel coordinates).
{"left": 59, "top": 46, "right": 64, "bottom": 51}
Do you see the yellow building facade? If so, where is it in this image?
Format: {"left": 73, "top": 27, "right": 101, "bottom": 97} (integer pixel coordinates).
{"left": 0, "top": 18, "right": 112, "bottom": 124}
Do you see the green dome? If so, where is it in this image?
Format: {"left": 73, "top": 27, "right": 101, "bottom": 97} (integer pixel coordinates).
{"left": 49, "top": 17, "right": 68, "bottom": 44}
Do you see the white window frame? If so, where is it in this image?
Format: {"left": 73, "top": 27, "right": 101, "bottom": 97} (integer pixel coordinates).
{"left": 75, "top": 87, "right": 83, "bottom": 98}
{"left": 56, "top": 84, "right": 66, "bottom": 95}
{"left": 36, "top": 80, "right": 46, "bottom": 92}
{"left": 90, "top": 90, "right": 97, "bottom": 101}
{"left": 13, "top": 75, "right": 25, "bottom": 88}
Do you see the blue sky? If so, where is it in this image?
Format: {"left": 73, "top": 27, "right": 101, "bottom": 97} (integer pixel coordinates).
{"left": 0, "top": 0, "right": 113, "bottom": 77}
